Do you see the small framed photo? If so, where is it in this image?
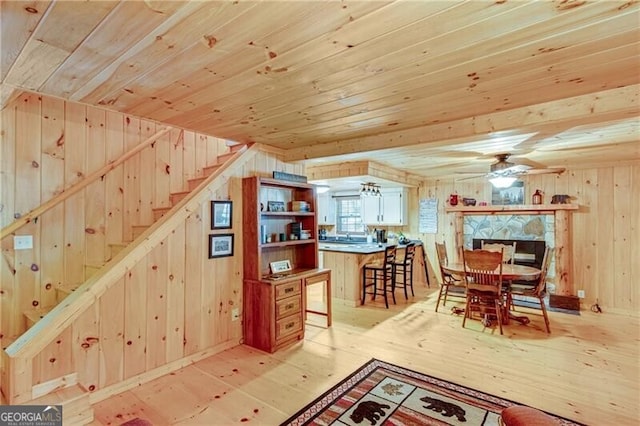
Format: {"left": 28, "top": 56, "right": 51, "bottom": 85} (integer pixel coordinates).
{"left": 267, "top": 201, "right": 286, "bottom": 212}
{"left": 211, "top": 200, "right": 232, "bottom": 229}
{"left": 208, "top": 233, "right": 234, "bottom": 258}
{"left": 270, "top": 260, "right": 292, "bottom": 273}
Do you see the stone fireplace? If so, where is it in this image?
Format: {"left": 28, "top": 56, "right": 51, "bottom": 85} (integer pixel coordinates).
{"left": 446, "top": 204, "right": 578, "bottom": 295}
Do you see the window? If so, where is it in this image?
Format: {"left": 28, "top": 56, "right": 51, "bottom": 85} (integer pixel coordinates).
{"left": 335, "top": 196, "right": 364, "bottom": 235}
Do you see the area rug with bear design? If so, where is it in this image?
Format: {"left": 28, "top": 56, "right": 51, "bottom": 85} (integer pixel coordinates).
{"left": 281, "top": 358, "right": 582, "bottom": 426}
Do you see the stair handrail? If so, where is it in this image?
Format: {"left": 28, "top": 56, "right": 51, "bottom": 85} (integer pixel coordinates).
{"left": 0, "top": 126, "right": 172, "bottom": 240}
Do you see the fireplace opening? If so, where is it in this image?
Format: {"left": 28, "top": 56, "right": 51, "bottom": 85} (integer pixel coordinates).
{"left": 473, "top": 238, "right": 546, "bottom": 269}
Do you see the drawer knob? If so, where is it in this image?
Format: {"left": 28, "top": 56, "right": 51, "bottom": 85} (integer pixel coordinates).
{"left": 285, "top": 287, "right": 294, "bottom": 293}
{"left": 285, "top": 322, "right": 294, "bottom": 329}
{"left": 286, "top": 303, "right": 294, "bottom": 310}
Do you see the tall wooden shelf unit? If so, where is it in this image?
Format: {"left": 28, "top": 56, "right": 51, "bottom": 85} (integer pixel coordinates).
{"left": 243, "top": 176, "right": 330, "bottom": 353}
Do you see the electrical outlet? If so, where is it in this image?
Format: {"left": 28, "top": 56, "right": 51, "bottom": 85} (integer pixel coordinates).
{"left": 231, "top": 308, "right": 240, "bottom": 321}
{"left": 14, "top": 235, "right": 33, "bottom": 250}
{"left": 577, "top": 290, "right": 585, "bottom": 299}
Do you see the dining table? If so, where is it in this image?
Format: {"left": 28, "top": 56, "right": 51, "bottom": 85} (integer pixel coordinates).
{"left": 440, "top": 263, "right": 541, "bottom": 325}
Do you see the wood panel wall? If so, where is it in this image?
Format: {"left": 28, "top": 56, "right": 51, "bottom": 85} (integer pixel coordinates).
{"left": 409, "top": 167, "right": 640, "bottom": 315}
{"left": 1, "top": 92, "right": 303, "bottom": 397}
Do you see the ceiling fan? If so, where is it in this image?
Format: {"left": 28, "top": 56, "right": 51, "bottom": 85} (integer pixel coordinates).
{"left": 457, "top": 153, "right": 565, "bottom": 188}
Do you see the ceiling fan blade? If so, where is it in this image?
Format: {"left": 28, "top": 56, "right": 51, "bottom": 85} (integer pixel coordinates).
{"left": 524, "top": 167, "right": 565, "bottom": 175}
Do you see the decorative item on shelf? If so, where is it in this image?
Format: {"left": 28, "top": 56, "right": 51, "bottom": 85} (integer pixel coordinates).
{"left": 270, "top": 259, "right": 292, "bottom": 274}
{"left": 360, "top": 182, "right": 381, "bottom": 197}
{"left": 208, "top": 233, "right": 234, "bottom": 258}
{"left": 449, "top": 193, "right": 458, "bottom": 206}
{"left": 300, "top": 229, "right": 311, "bottom": 240}
{"left": 211, "top": 200, "right": 232, "bottom": 229}
{"left": 462, "top": 197, "right": 476, "bottom": 206}
{"left": 289, "top": 222, "right": 302, "bottom": 239}
{"left": 551, "top": 194, "right": 571, "bottom": 204}
{"left": 289, "top": 200, "right": 310, "bottom": 212}
{"left": 267, "top": 201, "right": 286, "bottom": 212}
{"left": 272, "top": 171, "right": 307, "bottom": 183}
{"left": 532, "top": 189, "right": 543, "bottom": 205}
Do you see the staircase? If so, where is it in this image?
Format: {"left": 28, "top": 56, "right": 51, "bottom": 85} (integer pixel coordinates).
{"left": 20, "top": 146, "right": 244, "bottom": 329}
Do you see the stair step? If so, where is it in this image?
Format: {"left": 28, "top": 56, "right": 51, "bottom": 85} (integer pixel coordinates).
{"left": 153, "top": 207, "right": 172, "bottom": 221}
{"left": 24, "top": 306, "right": 54, "bottom": 328}
{"left": 229, "top": 143, "right": 246, "bottom": 153}
{"left": 30, "top": 383, "right": 93, "bottom": 425}
{"left": 202, "top": 163, "right": 221, "bottom": 176}
{"left": 55, "top": 282, "right": 81, "bottom": 302}
{"left": 216, "top": 151, "right": 235, "bottom": 163}
{"left": 169, "top": 191, "right": 189, "bottom": 205}
{"left": 85, "top": 263, "right": 102, "bottom": 278}
{"left": 187, "top": 176, "right": 207, "bottom": 191}
{"left": 132, "top": 225, "right": 149, "bottom": 239}
{"left": 109, "top": 242, "right": 128, "bottom": 257}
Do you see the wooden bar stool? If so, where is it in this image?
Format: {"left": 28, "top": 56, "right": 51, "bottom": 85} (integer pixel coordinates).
{"left": 394, "top": 242, "right": 416, "bottom": 299}
{"left": 362, "top": 245, "right": 397, "bottom": 308}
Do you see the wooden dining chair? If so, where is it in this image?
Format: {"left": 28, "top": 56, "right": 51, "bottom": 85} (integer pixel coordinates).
{"left": 506, "top": 246, "right": 554, "bottom": 333}
{"left": 362, "top": 245, "right": 397, "bottom": 308}
{"left": 481, "top": 241, "right": 517, "bottom": 264}
{"left": 434, "top": 241, "right": 465, "bottom": 312}
{"left": 462, "top": 249, "right": 505, "bottom": 334}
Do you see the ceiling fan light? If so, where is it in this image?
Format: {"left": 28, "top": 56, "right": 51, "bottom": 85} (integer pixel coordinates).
{"left": 489, "top": 176, "right": 517, "bottom": 188}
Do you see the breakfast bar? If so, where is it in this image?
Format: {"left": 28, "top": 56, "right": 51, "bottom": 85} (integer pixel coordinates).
{"left": 320, "top": 241, "right": 427, "bottom": 306}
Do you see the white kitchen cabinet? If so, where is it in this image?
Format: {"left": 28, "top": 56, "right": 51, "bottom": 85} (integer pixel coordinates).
{"left": 361, "top": 189, "right": 407, "bottom": 226}
{"left": 317, "top": 193, "right": 336, "bottom": 225}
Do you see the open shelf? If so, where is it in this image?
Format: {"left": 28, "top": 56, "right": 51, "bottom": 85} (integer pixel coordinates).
{"left": 261, "top": 239, "right": 317, "bottom": 249}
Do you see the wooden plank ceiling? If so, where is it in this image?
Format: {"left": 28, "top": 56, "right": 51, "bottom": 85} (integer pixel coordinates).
{"left": 1, "top": 0, "right": 638, "bottom": 180}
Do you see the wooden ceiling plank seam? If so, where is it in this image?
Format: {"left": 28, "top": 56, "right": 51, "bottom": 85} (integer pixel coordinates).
{"left": 4, "top": 1, "right": 118, "bottom": 90}
{"left": 0, "top": 0, "right": 53, "bottom": 82}
{"left": 282, "top": 85, "right": 639, "bottom": 161}
{"left": 195, "top": 16, "right": 638, "bottom": 141}
{"left": 164, "top": 1, "right": 636, "bottom": 140}
{"left": 39, "top": 0, "right": 188, "bottom": 99}
{"left": 119, "top": 0, "right": 342, "bottom": 118}
{"left": 71, "top": 1, "right": 250, "bottom": 102}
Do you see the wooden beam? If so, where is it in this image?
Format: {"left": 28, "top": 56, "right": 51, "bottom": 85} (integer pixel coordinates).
{"left": 0, "top": 126, "right": 172, "bottom": 239}
{"left": 284, "top": 86, "right": 639, "bottom": 161}
{"left": 306, "top": 160, "right": 422, "bottom": 186}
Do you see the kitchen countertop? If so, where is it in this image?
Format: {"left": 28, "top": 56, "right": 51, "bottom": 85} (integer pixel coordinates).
{"left": 318, "top": 240, "right": 422, "bottom": 254}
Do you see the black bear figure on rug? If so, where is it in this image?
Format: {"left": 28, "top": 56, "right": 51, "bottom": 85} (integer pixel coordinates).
{"left": 420, "top": 395, "right": 467, "bottom": 422}
{"left": 350, "top": 400, "right": 391, "bottom": 425}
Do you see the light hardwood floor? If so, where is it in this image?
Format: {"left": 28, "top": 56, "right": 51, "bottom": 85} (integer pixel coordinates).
{"left": 91, "top": 285, "right": 639, "bottom": 425}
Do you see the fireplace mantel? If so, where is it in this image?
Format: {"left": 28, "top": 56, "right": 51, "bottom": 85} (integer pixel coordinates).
{"left": 446, "top": 204, "right": 578, "bottom": 214}
{"left": 446, "top": 204, "right": 579, "bottom": 296}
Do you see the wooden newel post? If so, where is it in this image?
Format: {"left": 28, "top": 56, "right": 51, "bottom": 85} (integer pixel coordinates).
{"left": 454, "top": 212, "right": 464, "bottom": 262}
{"left": 554, "top": 209, "right": 573, "bottom": 296}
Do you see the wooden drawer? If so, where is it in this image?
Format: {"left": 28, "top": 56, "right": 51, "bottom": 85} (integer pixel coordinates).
{"left": 275, "top": 295, "right": 301, "bottom": 320}
{"left": 275, "top": 313, "right": 302, "bottom": 341}
{"left": 275, "top": 280, "right": 301, "bottom": 300}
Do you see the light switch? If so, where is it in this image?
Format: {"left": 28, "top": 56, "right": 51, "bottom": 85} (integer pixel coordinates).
{"left": 14, "top": 235, "right": 33, "bottom": 250}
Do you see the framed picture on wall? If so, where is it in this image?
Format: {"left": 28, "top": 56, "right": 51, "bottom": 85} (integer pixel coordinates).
{"left": 211, "top": 200, "right": 232, "bottom": 229}
{"left": 492, "top": 180, "right": 524, "bottom": 205}
{"left": 209, "top": 233, "right": 234, "bottom": 258}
